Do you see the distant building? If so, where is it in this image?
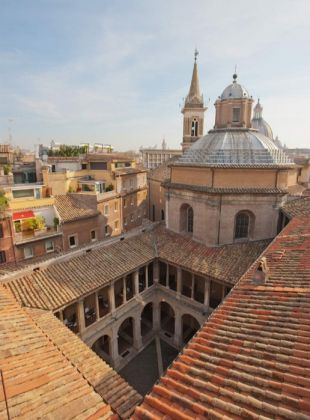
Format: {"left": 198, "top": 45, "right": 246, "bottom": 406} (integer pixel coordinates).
{"left": 140, "top": 146, "right": 182, "bottom": 170}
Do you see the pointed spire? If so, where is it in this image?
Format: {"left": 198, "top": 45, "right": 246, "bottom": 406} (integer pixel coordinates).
{"left": 184, "top": 49, "right": 203, "bottom": 106}
{"left": 253, "top": 98, "right": 263, "bottom": 119}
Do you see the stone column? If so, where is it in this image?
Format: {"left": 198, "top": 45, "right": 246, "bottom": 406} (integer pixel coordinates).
{"left": 174, "top": 309, "right": 182, "bottom": 348}
{"left": 176, "top": 267, "right": 182, "bottom": 298}
{"left": 134, "top": 270, "right": 139, "bottom": 295}
{"left": 166, "top": 263, "right": 169, "bottom": 288}
{"left": 77, "top": 300, "right": 85, "bottom": 333}
{"left": 123, "top": 277, "right": 127, "bottom": 304}
{"left": 153, "top": 260, "right": 159, "bottom": 284}
{"left": 110, "top": 334, "right": 119, "bottom": 368}
{"left": 145, "top": 265, "right": 149, "bottom": 288}
{"left": 153, "top": 301, "right": 160, "bottom": 331}
{"left": 95, "top": 291, "right": 100, "bottom": 321}
{"left": 133, "top": 316, "right": 143, "bottom": 350}
{"left": 191, "top": 274, "right": 195, "bottom": 300}
{"left": 108, "top": 282, "right": 116, "bottom": 313}
{"left": 204, "top": 278, "right": 210, "bottom": 307}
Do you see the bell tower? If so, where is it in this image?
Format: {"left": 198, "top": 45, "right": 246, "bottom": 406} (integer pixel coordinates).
{"left": 181, "top": 49, "right": 207, "bottom": 151}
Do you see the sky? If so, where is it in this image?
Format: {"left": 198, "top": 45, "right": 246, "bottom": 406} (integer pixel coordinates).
{"left": 0, "top": 0, "right": 309, "bottom": 151}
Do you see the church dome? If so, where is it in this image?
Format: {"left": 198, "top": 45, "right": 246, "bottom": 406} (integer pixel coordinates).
{"left": 220, "top": 73, "right": 250, "bottom": 100}
{"left": 177, "top": 128, "right": 292, "bottom": 167}
{"left": 251, "top": 99, "right": 274, "bottom": 140}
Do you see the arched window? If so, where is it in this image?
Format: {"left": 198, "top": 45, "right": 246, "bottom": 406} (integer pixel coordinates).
{"left": 234, "top": 211, "right": 250, "bottom": 239}
{"left": 180, "top": 204, "right": 194, "bottom": 234}
{"left": 187, "top": 207, "right": 193, "bottom": 233}
{"left": 191, "top": 119, "right": 198, "bottom": 136}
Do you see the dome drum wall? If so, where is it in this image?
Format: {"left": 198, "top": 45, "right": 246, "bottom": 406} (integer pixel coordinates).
{"left": 215, "top": 98, "right": 253, "bottom": 129}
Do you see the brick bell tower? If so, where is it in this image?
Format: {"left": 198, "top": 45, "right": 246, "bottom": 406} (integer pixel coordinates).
{"left": 181, "top": 49, "right": 207, "bottom": 151}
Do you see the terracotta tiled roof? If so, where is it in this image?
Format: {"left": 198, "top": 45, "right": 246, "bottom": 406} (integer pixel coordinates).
{"left": 132, "top": 217, "right": 310, "bottom": 420}
{"left": 54, "top": 194, "right": 99, "bottom": 222}
{"left": 5, "top": 233, "right": 156, "bottom": 310}
{"left": 155, "top": 225, "right": 270, "bottom": 285}
{"left": 0, "top": 286, "right": 114, "bottom": 419}
{"left": 281, "top": 196, "right": 310, "bottom": 219}
{"left": 163, "top": 181, "right": 288, "bottom": 194}
{"left": 27, "top": 308, "right": 142, "bottom": 418}
{"left": 3, "top": 226, "right": 268, "bottom": 310}
{"left": 114, "top": 168, "right": 146, "bottom": 176}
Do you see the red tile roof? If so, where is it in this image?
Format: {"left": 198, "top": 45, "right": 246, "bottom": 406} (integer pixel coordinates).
{"left": 54, "top": 194, "right": 100, "bottom": 222}
{"left": 0, "top": 286, "right": 115, "bottom": 419}
{"left": 132, "top": 217, "right": 310, "bottom": 420}
{"left": 4, "top": 226, "right": 268, "bottom": 310}
{"left": 155, "top": 225, "right": 270, "bottom": 285}
{"left": 28, "top": 308, "right": 142, "bottom": 418}
{"left": 281, "top": 196, "right": 310, "bottom": 219}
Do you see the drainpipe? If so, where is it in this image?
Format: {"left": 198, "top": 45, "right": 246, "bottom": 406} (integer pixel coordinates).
{"left": 217, "top": 195, "right": 222, "bottom": 245}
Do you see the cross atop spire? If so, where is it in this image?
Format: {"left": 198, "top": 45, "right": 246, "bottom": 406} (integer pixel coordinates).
{"left": 194, "top": 48, "right": 199, "bottom": 62}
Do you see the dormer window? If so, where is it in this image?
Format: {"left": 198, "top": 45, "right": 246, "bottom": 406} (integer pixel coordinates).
{"left": 191, "top": 119, "right": 199, "bottom": 136}
{"left": 232, "top": 108, "right": 240, "bottom": 123}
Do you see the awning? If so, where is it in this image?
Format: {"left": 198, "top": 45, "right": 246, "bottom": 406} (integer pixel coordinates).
{"left": 12, "top": 210, "right": 35, "bottom": 221}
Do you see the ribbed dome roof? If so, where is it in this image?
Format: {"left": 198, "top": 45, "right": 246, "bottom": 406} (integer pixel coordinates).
{"left": 251, "top": 118, "right": 273, "bottom": 140}
{"left": 251, "top": 99, "right": 273, "bottom": 140}
{"left": 177, "top": 129, "right": 292, "bottom": 167}
{"left": 220, "top": 74, "right": 250, "bottom": 100}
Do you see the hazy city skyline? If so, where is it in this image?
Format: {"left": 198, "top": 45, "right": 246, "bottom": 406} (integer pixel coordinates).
{"left": 0, "top": 0, "right": 309, "bottom": 151}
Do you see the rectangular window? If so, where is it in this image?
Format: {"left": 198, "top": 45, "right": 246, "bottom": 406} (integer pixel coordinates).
{"left": 91, "top": 230, "right": 97, "bottom": 241}
{"left": 114, "top": 220, "right": 119, "bottom": 230}
{"left": 232, "top": 107, "right": 241, "bottom": 122}
{"left": 24, "top": 247, "right": 33, "bottom": 259}
{"left": 114, "top": 202, "right": 118, "bottom": 212}
{"left": 81, "top": 163, "right": 87, "bottom": 170}
{"left": 68, "top": 235, "right": 77, "bottom": 248}
{"left": 0, "top": 251, "right": 6, "bottom": 264}
{"left": 90, "top": 161, "right": 107, "bottom": 170}
{"left": 104, "top": 204, "right": 109, "bottom": 216}
{"left": 105, "top": 225, "right": 110, "bottom": 236}
{"left": 123, "top": 199, "right": 127, "bottom": 208}
{"left": 0, "top": 224, "right": 3, "bottom": 238}
{"left": 45, "top": 240, "right": 54, "bottom": 253}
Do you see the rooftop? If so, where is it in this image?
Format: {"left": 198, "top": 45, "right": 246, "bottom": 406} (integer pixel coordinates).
{"left": 28, "top": 308, "right": 142, "bottom": 418}
{"left": 54, "top": 194, "right": 99, "bottom": 222}
{"left": 0, "top": 285, "right": 114, "bottom": 419}
{"left": 175, "top": 129, "right": 293, "bottom": 167}
{"left": 3, "top": 225, "right": 269, "bottom": 310}
{"left": 133, "top": 216, "right": 310, "bottom": 419}
{"left": 281, "top": 196, "right": 310, "bottom": 219}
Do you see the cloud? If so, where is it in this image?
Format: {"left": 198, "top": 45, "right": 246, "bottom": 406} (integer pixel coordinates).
{"left": 0, "top": 0, "right": 309, "bottom": 149}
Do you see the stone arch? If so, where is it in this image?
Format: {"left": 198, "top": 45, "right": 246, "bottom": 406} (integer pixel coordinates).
{"left": 141, "top": 302, "right": 153, "bottom": 339}
{"left": 160, "top": 301, "right": 175, "bottom": 336}
{"left": 91, "top": 334, "right": 111, "bottom": 363}
{"left": 180, "top": 203, "right": 194, "bottom": 234}
{"left": 117, "top": 317, "right": 134, "bottom": 357}
{"left": 234, "top": 210, "right": 255, "bottom": 241}
{"left": 182, "top": 313, "right": 200, "bottom": 344}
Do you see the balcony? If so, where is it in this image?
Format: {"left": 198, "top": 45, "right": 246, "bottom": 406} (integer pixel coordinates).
{"left": 14, "top": 226, "right": 61, "bottom": 244}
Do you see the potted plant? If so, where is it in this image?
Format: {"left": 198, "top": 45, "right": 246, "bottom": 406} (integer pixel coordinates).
{"left": 34, "top": 215, "right": 46, "bottom": 236}
{"left": 53, "top": 217, "right": 60, "bottom": 232}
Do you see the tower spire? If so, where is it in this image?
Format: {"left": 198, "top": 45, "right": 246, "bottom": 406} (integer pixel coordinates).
{"left": 186, "top": 49, "right": 202, "bottom": 103}
{"left": 181, "top": 50, "right": 207, "bottom": 151}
